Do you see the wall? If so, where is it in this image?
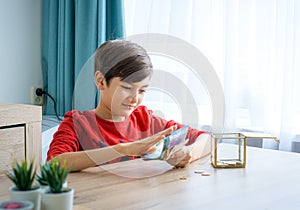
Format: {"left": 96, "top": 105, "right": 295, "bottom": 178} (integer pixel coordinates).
{"left": 0, "top": 0, "right": 42, "bottom": 104}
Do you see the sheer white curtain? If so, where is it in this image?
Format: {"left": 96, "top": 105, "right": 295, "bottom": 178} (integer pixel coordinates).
{"left": 124, "top": 0, "right": 300, "bottom": 151}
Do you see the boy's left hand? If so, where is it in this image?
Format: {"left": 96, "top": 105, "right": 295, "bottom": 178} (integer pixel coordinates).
{"left": 165, "top": 146, "right": 192, "bottom": 168}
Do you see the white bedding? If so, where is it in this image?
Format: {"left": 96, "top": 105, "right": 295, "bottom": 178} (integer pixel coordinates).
{"left": 42, "top": 124, "right": 59, "bottom": 163}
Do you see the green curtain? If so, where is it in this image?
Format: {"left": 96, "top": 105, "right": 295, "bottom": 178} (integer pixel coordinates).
{"left": 42, "top": 0, "right": 125, "bottom": 116}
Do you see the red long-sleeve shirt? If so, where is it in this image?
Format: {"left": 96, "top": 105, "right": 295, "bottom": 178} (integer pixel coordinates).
{"left": 47, "top": 106, "right": 205, "bottom": 161}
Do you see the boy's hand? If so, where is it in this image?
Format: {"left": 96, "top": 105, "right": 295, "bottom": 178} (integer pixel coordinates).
{"left": 165, "top": 146, "right": 192, "bottom": 168}
{"left": 118, "top": 125, "right": 177, "bottom": 156}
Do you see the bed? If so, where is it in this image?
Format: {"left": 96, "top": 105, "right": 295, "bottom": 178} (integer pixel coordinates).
{"left": 42, "top": 115, "right": 60, "bottom": 163}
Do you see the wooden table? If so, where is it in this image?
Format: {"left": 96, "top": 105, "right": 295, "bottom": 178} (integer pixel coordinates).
{"left": 1, "top": 146, "right": 300, "bottom": 210}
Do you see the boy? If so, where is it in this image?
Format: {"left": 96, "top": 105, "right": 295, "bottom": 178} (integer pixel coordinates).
{"left": 47, "top": 40, "right": 211, "bottom": 172}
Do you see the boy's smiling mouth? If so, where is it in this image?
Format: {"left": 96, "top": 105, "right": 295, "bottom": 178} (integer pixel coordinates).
{"left": 122, "top": 103, "right": 136, "bottom": 109}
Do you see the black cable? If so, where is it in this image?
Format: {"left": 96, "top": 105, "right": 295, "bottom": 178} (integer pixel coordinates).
{"left": 36, "top": 88, "right": 63, "bottom": 121}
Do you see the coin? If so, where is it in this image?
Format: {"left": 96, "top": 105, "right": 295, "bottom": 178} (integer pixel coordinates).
{"left": 201, "top": 172, "right": 211, "bottom": 176}
{"left": 194, "top": 170, "right": 204, "bottom": 174}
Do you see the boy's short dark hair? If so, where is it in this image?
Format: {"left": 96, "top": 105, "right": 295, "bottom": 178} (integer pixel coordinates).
{"left": 94, "top": 40, "right": 153, "bottom": 85}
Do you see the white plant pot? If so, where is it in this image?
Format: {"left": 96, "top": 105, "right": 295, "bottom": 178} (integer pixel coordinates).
{"left": 9, "top": 186, "right": 41, "bottom": 210}
{"left": 41, "top": 188, "right": 74, "bottom": 210}
{"left": 39, "top": 181, "right": 68, "bottom": 192}
{"left": 39, "top": 184, "right": 48, "bottom": 190}
{"left": 63, "top": 181, "right": 68, "bottom": 188}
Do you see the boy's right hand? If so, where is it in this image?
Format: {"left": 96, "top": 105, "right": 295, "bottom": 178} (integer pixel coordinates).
{"left": 118, "top": 125, "right": 177, "bottom": 156}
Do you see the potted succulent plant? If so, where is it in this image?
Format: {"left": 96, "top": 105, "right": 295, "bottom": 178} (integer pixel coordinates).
{"left": 36, "top": 163, "right": 68, "bottom": 190}
{"left": 40, "top": 159, "right": 73, "bottom": 210}
{"left": 5, "top": 159, "right": 40, "bottom": 210}
{"left": 36, "top": 164, "right": 48, "bottom": 189}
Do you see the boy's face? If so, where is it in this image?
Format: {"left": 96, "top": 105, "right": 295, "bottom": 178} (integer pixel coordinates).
{"left": 100, "top": 76, "right": 150, "bottom": 121}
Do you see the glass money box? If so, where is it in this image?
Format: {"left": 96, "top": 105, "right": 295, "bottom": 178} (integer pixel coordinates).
{"left": 211, "top": 132, "right": 279, "bottom": 168}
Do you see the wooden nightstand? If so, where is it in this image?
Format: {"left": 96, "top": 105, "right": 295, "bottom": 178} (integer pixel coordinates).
{"left": 0, "top": 103, "right": 42, "bottom": 175}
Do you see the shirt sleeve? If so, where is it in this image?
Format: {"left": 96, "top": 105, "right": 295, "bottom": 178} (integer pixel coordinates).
{"left": 46, "top": 111, "right": 81, "bottom": 161}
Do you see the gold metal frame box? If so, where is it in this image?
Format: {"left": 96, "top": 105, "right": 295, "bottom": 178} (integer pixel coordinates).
{"left": 211, "top": 132, "right": 279, "bottom": 168}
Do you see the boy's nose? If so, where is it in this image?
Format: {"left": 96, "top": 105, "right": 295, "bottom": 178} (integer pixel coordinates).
{"left": 129, "top": 92, "right": 139, "bottom": 103}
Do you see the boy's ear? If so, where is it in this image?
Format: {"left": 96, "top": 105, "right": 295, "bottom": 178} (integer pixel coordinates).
{"left": 94, "top": 71, "right": 106, "bottom": 90}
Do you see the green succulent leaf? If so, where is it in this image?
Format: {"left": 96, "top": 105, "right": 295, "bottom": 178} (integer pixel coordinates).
{"left": 5, "top": 159, "right": 36, "bottom": 191}
{"left": 38, "top": 159, "right": 70, "bottom": 193}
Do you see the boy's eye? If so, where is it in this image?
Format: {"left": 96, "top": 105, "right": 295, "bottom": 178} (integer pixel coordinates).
{"left": 121, "top": 85, "right": 132, "bottom": 90}
{"left": 120, "top": 84, "right": 147, "bottom": 94}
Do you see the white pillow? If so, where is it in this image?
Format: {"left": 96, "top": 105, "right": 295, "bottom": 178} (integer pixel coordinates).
{"left": 42, "top": 125, "right": 59, "bottom": 163}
